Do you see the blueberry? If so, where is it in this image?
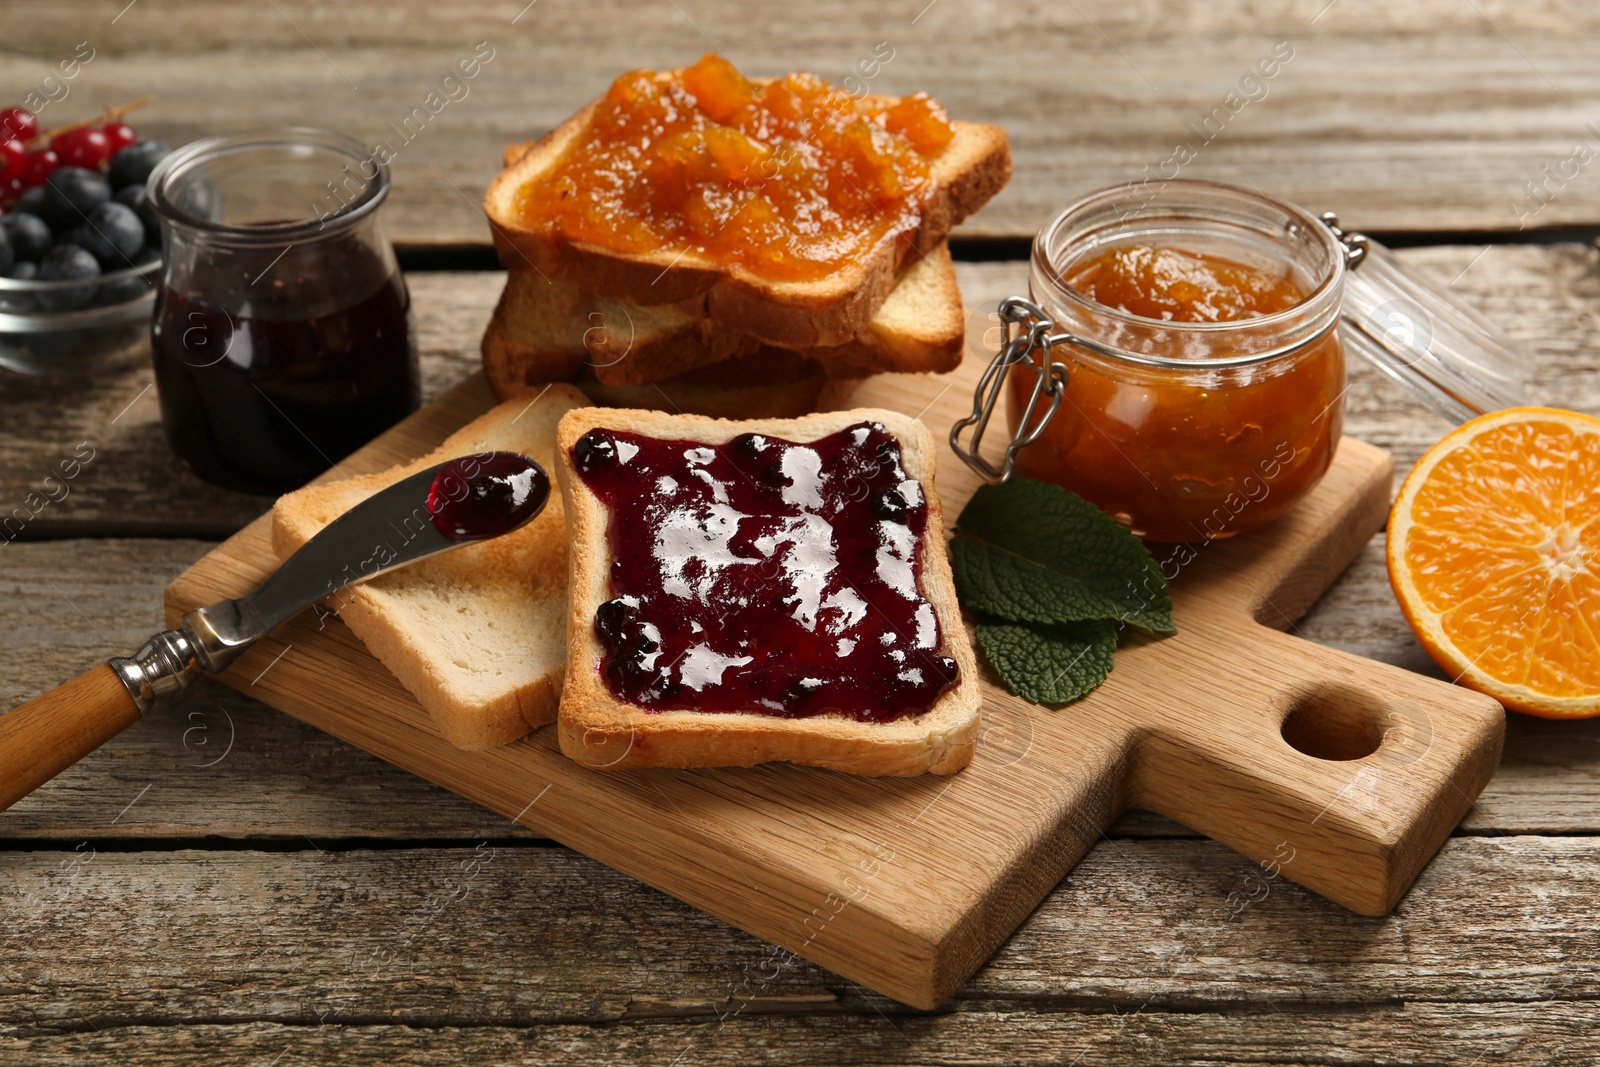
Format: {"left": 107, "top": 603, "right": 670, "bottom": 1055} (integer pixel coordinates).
{"left": 83, "top": 202, "right": 145, "bottom": 265}
{"left": 13, "top": 185, "right": 47, "bottom": 217}
{"left": 756, "top": 460, "right": 787, "bottom": 489}
{"left": 103, "top": 269, "right": 156, "bottom": 306}
{"left": 60, "top": 226, "right": 102, "bottom": 261}
{"left": 109, "top": 140, "right": 171, "bottom": 190}
{"left": 605, "top": 652, "right": 666, "bottom": 698}
{"left": 594, "top": 596, "right": 639, "bottom": 644}
{"left": 0, "top": 225, "right": 10, "bottom": 274}
{"left": 0, "top": 259, "right": 39, "bottom": 311}
{"left": 42, "top": 166, "right": 111, "bottom": 230}
{"left": 728, "top": 432, "right": 769, "bottom": 460}
{"left": 873, "top": 489, "right": 909, "bottom": 522}
{"left": 630, "top": 629, "right": 660, "bottom": 658}
{"left": 62, "top": 202, "right": 145, "bottom": 269}
{"left": 603, "top": 655, "right": 638, "bottom": 692}
{"left": 35, "top": 244, "right": 100, "bottom": 312}
{"left": 133, "top": 245, "right": 161, "bottom": 267}
{"left": 40, "top": 244, "right": 100, "bottom": 278}
{"left": 2, "top": 211, "right": 52, "bottom": 261}
{"left": 728, "top": 433, "right": 784, "bottom": 484}
{"left": 113, "top": 183, "right": 161, "bottom": 245}
{"left": 573, "top": 430, "right": 618, "bottom": 474}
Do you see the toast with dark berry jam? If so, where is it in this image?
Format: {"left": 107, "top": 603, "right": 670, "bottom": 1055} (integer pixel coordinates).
{"left": 552, "top": 406, "right": 981, "bottom": 775}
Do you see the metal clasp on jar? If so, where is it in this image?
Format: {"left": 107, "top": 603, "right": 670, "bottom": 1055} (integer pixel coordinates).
{"left": 1316, "top": 212, "right": 1370, "bottom": 270}
{"left": 949, "top": 297, "right": 1137, "bottom": 484}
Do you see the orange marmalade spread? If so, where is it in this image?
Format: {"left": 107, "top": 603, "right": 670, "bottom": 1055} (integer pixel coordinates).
{"left": 1010, "top": 244, "right": 1345, "bottom": 542}
{"left": 517, "top": 53, "right": 955, "bottom": 282}
{"left": 1068, "top": 246, "right": 1303, "bottom": 323}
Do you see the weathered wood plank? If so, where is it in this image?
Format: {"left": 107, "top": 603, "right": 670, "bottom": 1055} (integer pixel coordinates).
{"left": 0, "top": 538, "right": 545, "bottom": 841}
{"left": 0, "top": 676, "right": 552, "bottom": 843}
{"left": 4, "top": 248, "right": 1595, "bottom": 539}
{"left": 5, "top": 0, "right": 1600, "bottom": 240}
{"left": 1, "top": 837, "right": 1597, "bottom": 1029}
{"left": 1, "top": 1008, "right": 1594, "bottom": 1067}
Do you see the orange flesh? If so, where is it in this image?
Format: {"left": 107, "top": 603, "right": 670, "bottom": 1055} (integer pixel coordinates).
{"left": 1010, "top": 245, "right": 1344, "bottom": 542}
{"left": 516, "top": 54, "right": 955, "bottom": 282}
{"left": 1400, "top": 416, "right": 1600, "bottom": 704}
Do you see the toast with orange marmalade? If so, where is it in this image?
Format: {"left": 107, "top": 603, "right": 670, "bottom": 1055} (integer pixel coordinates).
{"left": 483, "top": 53, "right": 1011, "bottom": 350}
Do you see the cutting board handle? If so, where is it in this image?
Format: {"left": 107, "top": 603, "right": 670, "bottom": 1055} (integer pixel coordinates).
{"left": 1127, "top": 627, "right": 1504, "bottom": 916}
{"left": 0, "top": 665, "right": 142, "bottom": 812}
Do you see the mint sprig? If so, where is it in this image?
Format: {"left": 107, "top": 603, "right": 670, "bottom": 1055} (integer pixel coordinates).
{"left": 973, "top": 618, "right": 1117, "bottom": 706}
{"left": 951, "top": 480, "right": 1174, "bottom": 633}
{"left": 951, "top": 479, "right": 1175, "bottom": 707}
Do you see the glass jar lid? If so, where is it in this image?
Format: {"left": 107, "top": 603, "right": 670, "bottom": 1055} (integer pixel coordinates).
{"left": 1321, "top": 214, "right": 1530, "bottom": 423}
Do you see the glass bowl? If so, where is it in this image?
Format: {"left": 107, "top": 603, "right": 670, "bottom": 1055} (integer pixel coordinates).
{"left": 0, "top": 257, "right": 160, "bottom": 375}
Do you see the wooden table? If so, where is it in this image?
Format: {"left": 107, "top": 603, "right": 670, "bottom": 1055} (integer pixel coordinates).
{"left": 4, "top": 3, "right": 1600, "bottom": 1062}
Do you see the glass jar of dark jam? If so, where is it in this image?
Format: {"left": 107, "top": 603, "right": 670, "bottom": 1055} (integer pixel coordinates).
{"left": 147, "top": 129, "right": 420, "bottom": 494}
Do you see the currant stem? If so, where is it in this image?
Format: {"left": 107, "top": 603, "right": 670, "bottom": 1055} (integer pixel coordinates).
{"left": 26, "top": 96, "right": 154, "bottom": 149}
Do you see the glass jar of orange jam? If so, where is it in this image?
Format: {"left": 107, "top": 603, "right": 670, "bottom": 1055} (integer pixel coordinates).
{"left": 1005, "top": 181, "right": 1348, "bottom": 542}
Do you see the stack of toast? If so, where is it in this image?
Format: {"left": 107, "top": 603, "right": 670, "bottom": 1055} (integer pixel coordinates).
{"left": 272, "top": 60, "right": 1009, "bottom": 776}
{"left": 479, "top": 71, "right": 1011, "bottom": 417}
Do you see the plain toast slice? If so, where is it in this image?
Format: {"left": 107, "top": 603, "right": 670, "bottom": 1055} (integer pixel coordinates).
{"left": 485, "top": 75, "right": 1009, "bottom": 348}
{"left": 552, "top": 406, "right": 982, "bottom": 775}
{"left": 270, "top": 385, "right": 589, "bottom": 750}
{"left": 481, "top": 241, "right": 966, "bottom": 392}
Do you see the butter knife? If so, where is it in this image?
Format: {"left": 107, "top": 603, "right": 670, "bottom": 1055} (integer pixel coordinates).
{"left": 0, "top": 450, "right": 549, "bottom": 812}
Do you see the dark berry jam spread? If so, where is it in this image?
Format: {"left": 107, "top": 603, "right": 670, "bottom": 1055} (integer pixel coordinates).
{"left": 571, "top": 422, "right": 960, "bottom": 722}
{"left": 427, "top": 451, "right": 549, "bottom": 542}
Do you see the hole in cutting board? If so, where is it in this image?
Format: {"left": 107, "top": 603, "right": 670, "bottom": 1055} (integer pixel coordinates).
{"left": 1280, "top": 685, "right": 1388, "bottom": 761}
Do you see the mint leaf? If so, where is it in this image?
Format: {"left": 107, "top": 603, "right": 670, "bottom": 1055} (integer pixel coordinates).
{"left": 974, "top": 617, "right": 1117, "bottom": 707}
{"left": 951, "top": 479, "right": 1175, "bottom": 634}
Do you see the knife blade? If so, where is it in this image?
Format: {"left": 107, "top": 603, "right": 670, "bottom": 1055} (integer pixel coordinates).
{"left": 0, "top": 449, "right": 549, "bottom": 812}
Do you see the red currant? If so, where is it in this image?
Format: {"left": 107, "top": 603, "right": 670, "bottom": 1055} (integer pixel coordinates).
{"left": 103, "top": 122, "right": 139, "bottom": 151}
{"left": 0, "top": 139, "right": 25, "bottom": 179}
{"left": 0, "top": 174, "right": 24, "bottom": 208}
{"left": 0, "top": 107, "right": 38, "bottom": 143}
{"left": 21, "top": 148, "right": 59, "bottom": 188}
{"left": 53, "top": 127, "right": 114, "bottom": 170}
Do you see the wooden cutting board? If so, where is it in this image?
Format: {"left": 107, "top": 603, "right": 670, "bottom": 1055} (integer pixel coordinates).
{"left": 165, "top": 356, "right": 1505, "bottom": 1010}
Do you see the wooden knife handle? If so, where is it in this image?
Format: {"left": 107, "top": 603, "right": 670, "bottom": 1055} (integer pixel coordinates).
{"left": 0, "top": 665, "right": 141, "bottom": 812}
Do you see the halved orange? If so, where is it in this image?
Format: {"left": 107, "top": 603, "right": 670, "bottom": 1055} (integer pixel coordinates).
{"left": 1387, "top": 406, "right": 1600, "bottom": 718}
